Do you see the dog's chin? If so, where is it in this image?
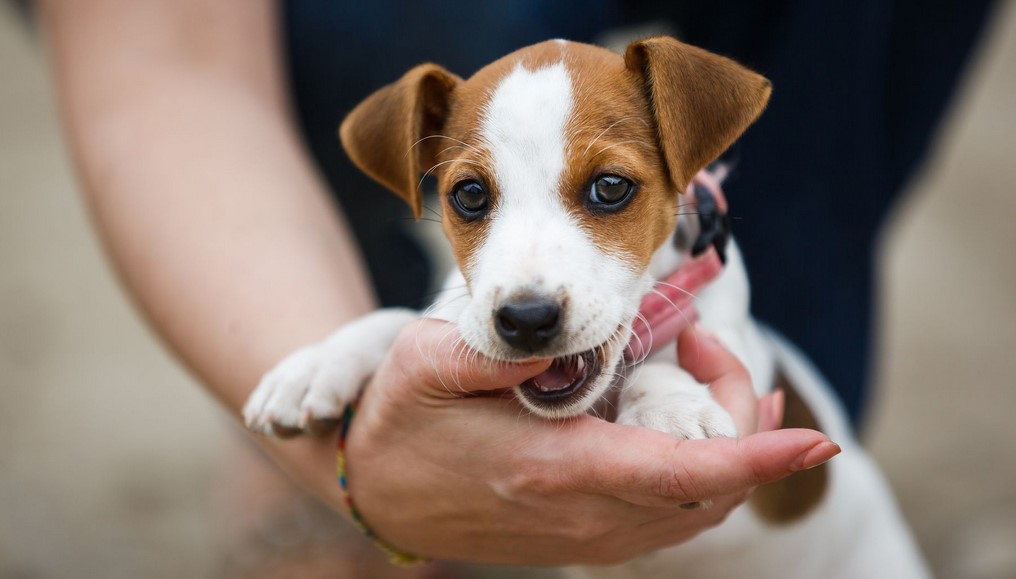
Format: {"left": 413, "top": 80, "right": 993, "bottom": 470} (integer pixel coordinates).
{"left": 514, "top": 346, "right": 619, "bottom": 418}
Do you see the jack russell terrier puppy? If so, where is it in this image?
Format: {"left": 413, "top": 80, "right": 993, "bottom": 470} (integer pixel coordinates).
{"left": 243, "top": 37, "right": 930, "bottom": 578}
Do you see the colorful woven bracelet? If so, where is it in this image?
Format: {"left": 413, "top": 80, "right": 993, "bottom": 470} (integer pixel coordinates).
{"left": 336, "top": 400, "right": 429, "bottom": 567}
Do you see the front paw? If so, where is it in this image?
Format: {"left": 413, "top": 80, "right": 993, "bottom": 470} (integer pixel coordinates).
{"left": 616, "top": 365, "right": 737, "bottom": 440}
{"left": 242, "top": 309, "right": 416, "bottom": 438}
{"left": 242, "top": 342, "right": 362, "bottom": 438}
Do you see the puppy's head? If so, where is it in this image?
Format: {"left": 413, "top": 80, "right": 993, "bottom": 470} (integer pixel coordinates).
{"left": 341, "top": 38, "right": 770, "bottom": 418}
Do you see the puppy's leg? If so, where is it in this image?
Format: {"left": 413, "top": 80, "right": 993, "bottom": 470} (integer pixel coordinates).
{"left": 243, "top": 308, "right": 417, "bottom": 437}
{"left": 616, "top": 363, "right": 737, "bottom": 440}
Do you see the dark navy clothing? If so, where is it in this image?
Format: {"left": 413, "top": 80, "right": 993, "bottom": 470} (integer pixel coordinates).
{"left": 282, "top": 0, "right": 994, "bottom": 426}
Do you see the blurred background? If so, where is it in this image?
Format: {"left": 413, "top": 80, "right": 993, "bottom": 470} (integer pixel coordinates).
{"left": 2, "top": 2, "right": 1015, "bottom": 579}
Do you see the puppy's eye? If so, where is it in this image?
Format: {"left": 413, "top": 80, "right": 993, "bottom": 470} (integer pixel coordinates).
{"left": 451, "top": 180, "right": 489, "bottom": 219}
{"left": 589, "top": 174, "right": 635, "bottom": 208}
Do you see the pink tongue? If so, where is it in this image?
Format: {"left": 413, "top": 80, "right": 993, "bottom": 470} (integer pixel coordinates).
{"left": 532, "top": 358, "right": 580, "bottom": 391}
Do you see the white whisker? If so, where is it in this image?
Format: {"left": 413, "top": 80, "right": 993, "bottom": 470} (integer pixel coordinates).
{"left": 581, "top": 116, "right": 648, "bottom": 156}
{"left": 418, "top": 158, "right": 486, "bottom": 193}
{"left": 591, "top": 139, "right": 651, "bottom": 160}
{"left": 406, "top": 134, "right": 482, "bottom": 158}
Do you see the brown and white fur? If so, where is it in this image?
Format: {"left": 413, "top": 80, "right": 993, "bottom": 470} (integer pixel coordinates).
{"left": 243, "top": 38, "right": 930, "bottom": 578}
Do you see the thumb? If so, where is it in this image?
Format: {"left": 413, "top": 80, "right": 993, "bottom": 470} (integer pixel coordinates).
{"left": 388, "top": 318, "right": 551, "bottom": 397}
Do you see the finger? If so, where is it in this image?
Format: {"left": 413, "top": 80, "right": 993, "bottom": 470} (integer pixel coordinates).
{"left": 757, "top": 389, "right": 785, "bottom": 433}
{"left": 677, "top": 325, "right": 756, "bottom": 435}
{"left": 388, "top": 318, "right": 551, "bottom": 397}
{"left": 582, "top": 423, "right": 839, "bottom": 507}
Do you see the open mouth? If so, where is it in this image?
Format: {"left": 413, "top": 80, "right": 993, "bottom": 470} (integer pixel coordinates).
{"left": 519, "top": 349, "right": 602, "bottom": 406}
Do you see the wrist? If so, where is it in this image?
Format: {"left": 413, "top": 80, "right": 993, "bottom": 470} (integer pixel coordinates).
{"left": 336, "top": 398, "right": 429, "bottom": 566}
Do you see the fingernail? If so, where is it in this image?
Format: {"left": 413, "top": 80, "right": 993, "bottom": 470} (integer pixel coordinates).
{"left": 792, "top": 441, "right": 841, "bottom": 471}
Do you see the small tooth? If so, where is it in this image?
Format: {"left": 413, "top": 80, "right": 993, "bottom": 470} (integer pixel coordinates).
{"left": 576, "top": 356, "right": 585, "bottom": 371}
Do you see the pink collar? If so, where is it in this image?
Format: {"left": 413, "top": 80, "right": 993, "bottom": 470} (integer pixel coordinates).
{"left": 625, "top": 170, "right": 728, "bottom": 363}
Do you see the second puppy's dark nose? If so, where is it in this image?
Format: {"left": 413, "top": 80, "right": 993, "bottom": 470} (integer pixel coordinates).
{"left": 495, "top": 299, "right": 562, "bottom": 352}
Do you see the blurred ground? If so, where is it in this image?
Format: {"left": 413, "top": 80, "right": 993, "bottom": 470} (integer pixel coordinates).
{"left": 1, "top": 4, "right": 1015, "bottom": 579}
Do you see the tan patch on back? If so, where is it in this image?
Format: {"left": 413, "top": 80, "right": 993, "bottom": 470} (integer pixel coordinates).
{"left": 750, "top": 368, "right": 830, "bottom": 524}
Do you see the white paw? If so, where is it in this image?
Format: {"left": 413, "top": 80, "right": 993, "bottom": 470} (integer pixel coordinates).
{"left": 616, "top": 365, "right": 737, "bottom": 440}
{"left": 242, "top": 309, "right": 417, "bottom": 438}
{"left": 243, "top": 342, "right": 367, "bottom": 437}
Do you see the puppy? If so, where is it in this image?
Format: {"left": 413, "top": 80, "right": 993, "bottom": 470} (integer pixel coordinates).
{"left": 243, "top": 37, "right": 930, "bottom": 578}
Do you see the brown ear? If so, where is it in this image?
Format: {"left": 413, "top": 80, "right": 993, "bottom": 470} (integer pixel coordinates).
{"left": 339, "top": 64, "right": 461, "bottom": 218}
{"left": 624, "top": 37, "right": 771, "bottom": 191}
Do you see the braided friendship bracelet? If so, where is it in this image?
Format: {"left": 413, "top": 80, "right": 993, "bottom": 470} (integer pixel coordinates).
{"left": 336, "top": 400, "right": 429, "bottom": 567}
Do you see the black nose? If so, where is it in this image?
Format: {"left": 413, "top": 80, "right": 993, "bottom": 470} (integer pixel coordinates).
{"left": 495, "top": 298, "right": 562, "bottom": 352}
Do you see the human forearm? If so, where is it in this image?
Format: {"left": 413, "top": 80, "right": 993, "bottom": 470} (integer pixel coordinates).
{"left": 65, "top": 74, "right": 373, "bottom": 408}
{"left": 41, "top": 0, "right": 374, "bottom": 410}
{"left": 39, "top": 0, "right": 372, "bottom": 506}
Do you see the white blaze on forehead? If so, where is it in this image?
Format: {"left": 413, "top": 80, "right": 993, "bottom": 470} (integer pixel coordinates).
{"left": 470, "top": 60, "right": 581, "bottom": 292}
{"left": 480, "top": 62, "right": 573, "bottom": 213}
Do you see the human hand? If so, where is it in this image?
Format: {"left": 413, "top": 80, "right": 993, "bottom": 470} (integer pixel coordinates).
{"left": 345, "top": 320, "right": 838, "bottom": 565}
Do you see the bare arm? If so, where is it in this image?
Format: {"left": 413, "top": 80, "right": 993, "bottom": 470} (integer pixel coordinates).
{"left": 39, "top": 0, "right": 367, "bottom": 507}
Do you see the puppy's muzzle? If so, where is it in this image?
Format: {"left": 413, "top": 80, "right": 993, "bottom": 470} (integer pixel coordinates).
{"left": 494, "top": 297, "right": 563, "bottom": 353}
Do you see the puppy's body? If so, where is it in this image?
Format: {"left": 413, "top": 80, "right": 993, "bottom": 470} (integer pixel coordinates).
{"left": 244, "top": 38, "right": 929, "bottom": 577}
